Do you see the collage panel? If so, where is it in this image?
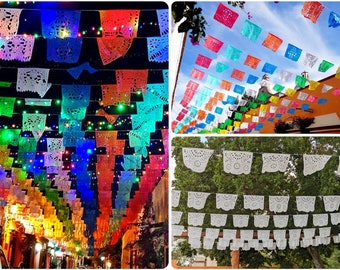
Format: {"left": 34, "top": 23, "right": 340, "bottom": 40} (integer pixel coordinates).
{"left": 0, "top": 1, "right": 169, "bottom": 269}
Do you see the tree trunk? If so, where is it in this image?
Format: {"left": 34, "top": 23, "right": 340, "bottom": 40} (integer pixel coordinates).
{"left": 231, "top": 250, "right": 240, "bottom": 269}
{"left": 307, "top": 246, "right": 324, "bottom": 268}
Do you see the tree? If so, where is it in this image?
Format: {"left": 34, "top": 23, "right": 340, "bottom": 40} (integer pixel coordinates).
{"left": 171, "top": 2, "right": 207, "bottom": 45}
{"left": 171, "top": 136, "right": 340, "bottom": 268}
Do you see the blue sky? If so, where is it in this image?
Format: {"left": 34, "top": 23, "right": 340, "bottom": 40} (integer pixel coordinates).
{"left": 172, "top": 1, "right": 340, "bottom": 131}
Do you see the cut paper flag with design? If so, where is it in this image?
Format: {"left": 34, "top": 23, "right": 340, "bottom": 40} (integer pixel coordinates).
{"left": 147, "top": 36, "right": 168, "bottom": 63}
{"left": 204, "top": 35, "right": 224, "bottom": 53}
{"left": 241, "top": 20, "right": 262, "bottom": 41}
{"left": 304, "top": 53, "right": 318, "bottom": 68}
{"left": 100, "top": 10, "right": 140, "bottom": 38}
{"left": 233, "top": 215, "right": 249, "bottom": 228}
{"left": 0, "top": 97, "right": 15, "bottom": 117}
{"left": 244, "top": 55, "right": 261, "bottom": 69}
{"left": 210, "top": 213, "right": 228, "bottom": 227}
{"left": 213, "top": 3, "right": 239, "bottom": 28}
{"left": 223, "top": 150, "right": 253, "bottom": 174}
{"left": 262, "top": 153, "right": 290, "bottom": 173}
{"left": 216, "top": 193, "right": 238, "bottom": 211}
{"left": 116, "top": 69, "right": 148, "bottom": 94}
{"left": 172, "top": 190, "right": 181, "bottom": 207}
{"left": 188, "top": 212, "right": 206, "bottom": 226}
{"left": 0, "top": 8, "right": 22, "bottom": 36}
{"left": 303, "top": 154, "right": 331, "bottom": 175}
{"left": 172, "top": 211, "right": 183, "bottom": 225}
{"left": 225, "top": 45, "right": 242, "bottom": 61}
{"left": 61, "top": 84, "right": 91, "bottom": 120}
{"left": 301, "top": 1, "right": 325, "bottom": 23}
{"left": 269, "top": 196, "right": 289, "bottom": 213}
{"left": 157, "top": 9, "right": 168, "bottom": 36}
{"left": 47, "top": 38, "right": 82, "bottom": 63}
{"left": 16, "top": 68, "right": 52, "bottom": 98}
{"left": 0, "top": 35, "right": 35, "bottom": 62}
{"left": 323, "top": 195, "right": 340, "bottom": 212}
{"left": 262, "top": 33, "right": 283, "bottom": 52}
{"left": 196, "top": 54, "right": 212, "bottom": 68}
{"left": 97, "top": 37, "right": 134, "bottom": 65}
{"left": 273, "top": 215, "right": 289, "bottom": 228}
{"left": 100, "top": 84, "right": 127, "bottom": 107}
{"left": 187, "top": 191, "right": 210, "bottom": 210}
{"left": 284, "top": 43, "right": 302, "bottom": 62}
{"left": 243, "top": 195, "right": 264, "bottom": 210}
{"left": 182, "top": 147, "right": 214, "bottom": 173}
{"left": 41, "top": 10, "right": 81, "bottom": 38}
{"left": 318, "top": 60, "right": 334, "bottom": 72}
{"left": 296, "top": 196, "right": 316, "bottom": 212}
{"left": 22, "top": 113, "right": 47, "bottom": 141}
{"left": 328, "top": 11, "right": 340, "bottom": 28}
{"left": 254, "top": 215, "right": 270, "bottom": 228}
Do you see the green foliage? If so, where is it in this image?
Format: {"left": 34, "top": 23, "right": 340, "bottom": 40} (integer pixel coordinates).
{"left": 172, "top": 136, "right": 340, "bottom": 268}
{"left": 172, "top": 240, "right": 197, "bottom": 266}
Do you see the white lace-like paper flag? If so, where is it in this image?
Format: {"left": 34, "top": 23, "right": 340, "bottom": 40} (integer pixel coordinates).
{"left": 330, "top": 212, "right": 340, "bottom": 225}
{"left": 188, "top": 212, "right": 205, "bottom": 226}
{"left": 269, "top": 195, "right": 289, "bottom": 213}
{"left": 293, "top": 214, "right": 309, "bottom": 227}
{"left": 182, "top": 147, "right": 214, "bottom": 173}
{"left": 171, "top": 211, "right": 183, "bottom": 224}
{"left": 312, "top": 213, "right": 328, "bottom": 226}
{"left": 303, "top": 154, "right": 331, "bottom": 176}
{"left": 296, "top": 196, "right": 316, "bottom": 212}
{"left": 172, "top": 225, "right": 185, "bottom": 236}
{"left": 188, "top": 226, "right": 202, "bottom": 239}
{"left": 17, "top": 68, "right": 52, "bottom": 97}
{"left": 257, "top": 230, "right": 270, "bottom": 240}
{"left": 262, "top": 153, "right": 290, "bottom": 173}
{"left": 244, "top": 195, "right": 264, "bottom": 210}
{"left": 240, "top": 230, "right": 253, "bottom": 240}
{"left": 222, "top": 229, "right": 237, "bottom": 240}
{"left": 273, "top": 229, "right": 286, "bottom": 240}
{"left": 210, "top": 213, "right": 227, "bottom": 227}
{"left": 205, "top": 228, "right": 220, "bottom": 240}
{"left": 216, "top": 193, "right": 237, "bottom": 211}
{"left": 187, "top": 191, "right": 210, "bottom": 210}
{"left": 172, "top": 190, "right": 181, "bottom": 207}
{"left": 254, "top": 215, "right": 270, "bottom": 228}
{"left": 289, "top": 229, "right": 301, "bottom": 240}
{"left": 223, "top": 150, "right": 253, "bottom": 174}
{"left": 217, "top": 238, "right": 230, "bottom": 250}
{"left": 273, "top": 215, "right": 289, "bottom": 228}
{"left": 188, "top": 238, "right": 201, "bottom": 249}
{"left": 303, "top": 228, "right": 315, "bottom": 239}
{"left": 232, "top": 214, "right": 249, "bottom": 227}
{"left": 203, "top": 238, "right": 215, "bottom": 250}
{"left": 323, "top": 195, "right": 340, "bottom": 212}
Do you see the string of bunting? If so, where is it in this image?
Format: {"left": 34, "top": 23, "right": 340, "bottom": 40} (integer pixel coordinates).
{"left": 181, "top": 147, "right": 340, "bottom": 176}
{"left": 0, "top": 7, "right": 168, "bottom": 65}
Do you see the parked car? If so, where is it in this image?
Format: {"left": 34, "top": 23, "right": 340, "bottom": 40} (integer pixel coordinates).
{"left": 0, "top": 246, "right": 9, "bottom": 269}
